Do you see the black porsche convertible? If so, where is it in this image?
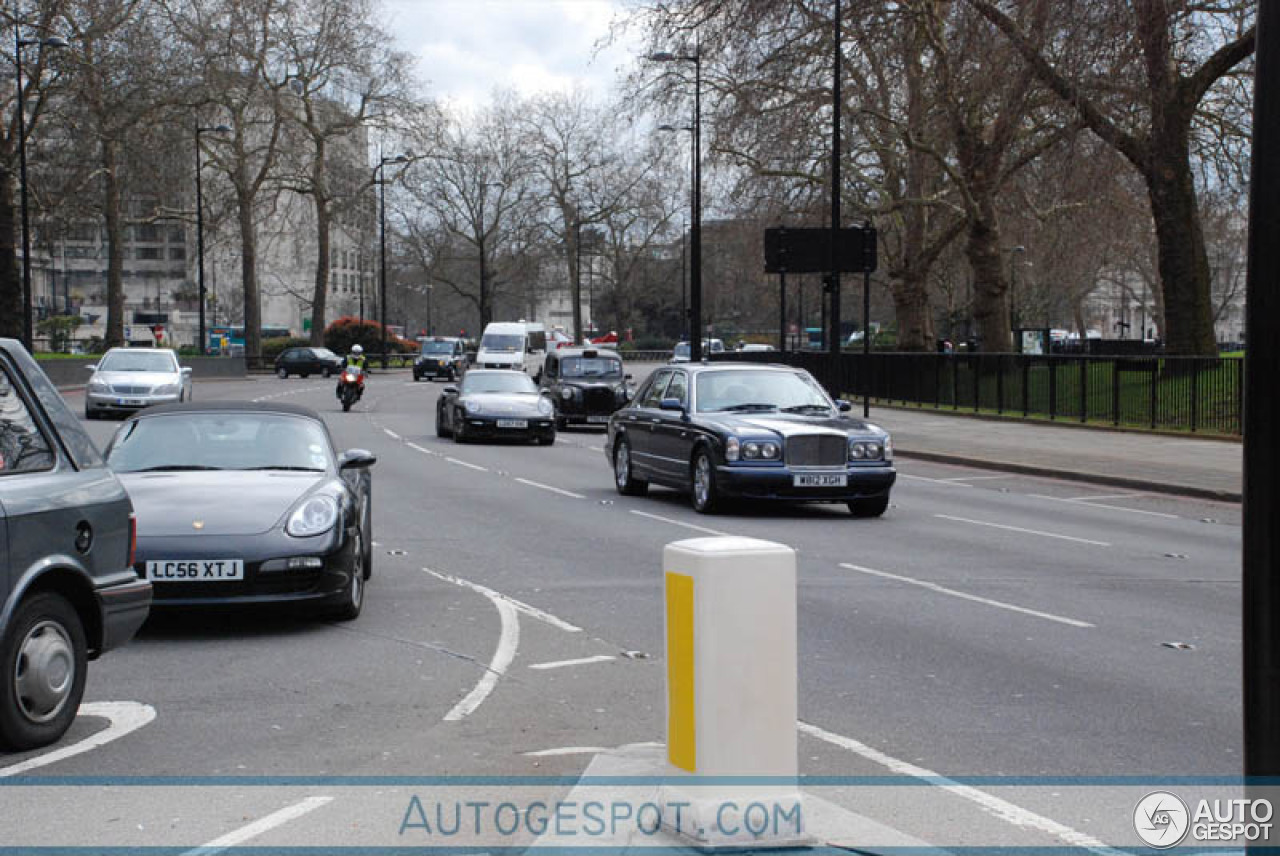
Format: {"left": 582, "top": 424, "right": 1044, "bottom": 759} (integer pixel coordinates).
{"left": 104, "top": 402, "right": 376, "bottom": 619}
{"left": 605, "top": 362, "right": 896, "bottom": 516}
{"left": 435, "top": 369, "right": 557, "bottom": 445}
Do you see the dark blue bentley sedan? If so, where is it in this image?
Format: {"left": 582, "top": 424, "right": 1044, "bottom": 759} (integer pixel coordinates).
{"left": 605, "top": 362, "right": 895, "bottom": 516}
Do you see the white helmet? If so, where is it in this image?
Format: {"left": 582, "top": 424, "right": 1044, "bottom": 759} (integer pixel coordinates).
{"left": 351, "top": 344, "right": 363, "bottom": 354}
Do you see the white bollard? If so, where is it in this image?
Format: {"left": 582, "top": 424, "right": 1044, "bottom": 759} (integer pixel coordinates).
{"left": 660, "top": 536, "right": 811, "bottom": 848}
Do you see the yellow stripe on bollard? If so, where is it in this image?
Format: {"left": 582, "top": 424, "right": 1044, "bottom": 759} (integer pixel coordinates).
{"left": 665, "top": 571, "right": 696, "bottom": 772}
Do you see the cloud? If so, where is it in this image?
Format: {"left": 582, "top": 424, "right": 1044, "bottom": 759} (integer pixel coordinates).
{"left": 380, "top": 0, "right": 637, "bottom": 110}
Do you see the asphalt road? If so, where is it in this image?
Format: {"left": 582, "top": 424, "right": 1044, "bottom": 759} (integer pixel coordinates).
{"left": 0, "top": 370, "right": 1242, "bottom": 851}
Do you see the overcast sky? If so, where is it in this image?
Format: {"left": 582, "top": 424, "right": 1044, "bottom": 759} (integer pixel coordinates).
{"left": 380, "top": 0, "right": 639, "bottom": 110}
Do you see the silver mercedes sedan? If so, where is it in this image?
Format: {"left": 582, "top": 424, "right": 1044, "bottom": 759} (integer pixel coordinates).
{"left": 85, "top": 348, "right": 193, "bottom": 419}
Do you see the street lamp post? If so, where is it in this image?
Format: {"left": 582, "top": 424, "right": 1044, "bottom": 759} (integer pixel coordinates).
{"left": 15, "top": 32, "right": 68, "bottom": 350}
{"left": 650, "top": 47, "right": 702, "bottom": 361}
{"left": 378, "top": 154, "right": 408, "bottom": 369}
{"left": 658, "top": 124, "right": 692, "bottom": 342}
{"left": 195, "top": 123, "right": 231, "bottom": 355}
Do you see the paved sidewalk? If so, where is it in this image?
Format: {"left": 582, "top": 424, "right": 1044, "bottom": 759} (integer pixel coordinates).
{"left": 870, "top": 404, "right": 1242, "bottom": 502}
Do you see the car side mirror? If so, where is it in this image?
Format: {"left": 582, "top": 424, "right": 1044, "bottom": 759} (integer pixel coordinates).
{"left": 837, "top": 400, "right": 853, "bottom": 412}
{"left": 85, "top": 363, "right": 98, "bottom": 371}
{"left": 180, "top": 367, "right": 192, "bottom": 375}
{"left": 659, "top": 397, "right": 685, "bottom": 413}
{"left": 442, "top": 386, "right": 458, "bottom": 396}
{"left": 338, "top": 449, "right": 377, "bottom": 470}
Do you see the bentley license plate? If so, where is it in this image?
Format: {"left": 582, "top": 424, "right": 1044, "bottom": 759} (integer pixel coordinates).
{"left": 587, "top": 415, "right": 610, "bottom": 423}
{"left": 793, "top": 473, "right": 847, "bottom": 488}
{"left": 146, "top": 559, "right": 244, "bottom": 581}
{"left": 496, "top": 419, "right": 528, "bottom": 429}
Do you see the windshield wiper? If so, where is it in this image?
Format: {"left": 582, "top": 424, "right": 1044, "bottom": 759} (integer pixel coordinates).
{"left": 716, "top": 403, "right": 778, "bottom": 412}
{"left": 781, "top": 404, "right": 833, "bottom": 414}
{"left": 132, "top": 464, "right": 224, "bottom": 472}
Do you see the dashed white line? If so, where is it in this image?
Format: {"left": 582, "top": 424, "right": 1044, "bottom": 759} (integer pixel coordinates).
{"left": 180, "top": 796, "right": 333, "bottom": 855}
{"left": 445, "top": 456, "right": 489, "bottom": 472}
{"left": 839, "top": 563, "right": 1094, "bottom": 629}
{"left": 0, "top": 701, "right": 156, "bottom": 777}
{"left": 515, "top": 477, "right": 585, "bottom": 499}
{"left": 423, "top": 568, "right": 583, "bottom": 632}
{"left": 797, "top": 721, "right": 1120, "bottom": 856}
{"left": 941, "top": 474, "right": 1017, "bottom": 482}
{"left": 383, "top": 428, "right": 401, "bottom": 440}
{"left": 1066, "top": 492, "right": 1146, "bottom": 501}
{"left": 934, "top": 514, "right": 1111, "bottom": 547}
{"left": 406, "top": 442, "right": 439, "bottom": 457}
{"left": 1026, "top": 494, "right": 1180, "bottom": 519}
{"left": 628, "top": 509, "right": 731, "bottom": 536}
{"left": 898, "top": 474, "right": 975, "bottom": 487}
{"left": 528, "top": 655, "right": 616, "bottom": 671}
{"left": 522, "top": 746, "right": 608, "bottom": 757}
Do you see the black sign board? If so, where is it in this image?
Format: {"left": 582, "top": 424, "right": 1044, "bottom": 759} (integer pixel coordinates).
{"left": 764, "top": 226, "right": 877, "bottom": 274}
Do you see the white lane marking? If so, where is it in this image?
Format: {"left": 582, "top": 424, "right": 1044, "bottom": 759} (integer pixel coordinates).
{"left": 934, "top": 514, "right": 1111, "bottom": 547}
{"left": 628, "top": 509, "right": 731, "bottom": 536}
{"left": 181, "top": 796, "right": 333, "bottom": 855}
{"left": 528, "top": 655, "right": 616, "bottom": 671}
{"left": 941, "top": 474, "right": 1017, "bottom": 482}
{"left": 1066, "top": 492, "right": 1145, "bottom": 501}
{"left": 423, "top": 568, "right": 582, "bottom": 632}
{"left": 383, "top": 428, "right": 401, "bottom": 440}
{"left": 441, "top": 586, "right": 519, "bottom": 722}
{"left": 839, "top": 563, "right": 1094, "bottom": 629}
{"left": 797, "top": 721, "right": 1120, "bottom": 856}
{"left": 523, "top": 746, "right": 607, "bottom": 757}
{"left": 514, "top": 477, "right": 585, "bottom": 500}
{"left": 0, "top": 701, "right": 156, "bottom": 777}
{"left": 1026, "top": 494, "right": 1180, "bottom": 519}
{"left": 898, "top": 474, "right": 974, "bottom": 487}
{"left": 445, "top": 456, "right": 489, "bottom": 472}
{"left": 406, "top": 442, "right": 439, "bottom": 457}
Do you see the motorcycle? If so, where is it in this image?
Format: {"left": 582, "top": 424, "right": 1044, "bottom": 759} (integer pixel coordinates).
{"left": 337, "top": 365, "right": 365, "bottom": 411}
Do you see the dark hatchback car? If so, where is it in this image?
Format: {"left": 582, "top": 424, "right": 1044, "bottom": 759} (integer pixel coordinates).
{"left": 605, "top": 362, "right": 895, "bottom": 516}
{"left": 413, "top": 337, "right": 468, "bottom": 382}
{"left": 540, "top": 347, "right": 632, "bottom": 429}
{"left": 274, "top": 347, "right": 343, "bottom": 379}
{"left": 0, "top": 339, "right": 151, "bottom": 750}
{"left": 104, "top": 402, "right": 376, "bottom": 620}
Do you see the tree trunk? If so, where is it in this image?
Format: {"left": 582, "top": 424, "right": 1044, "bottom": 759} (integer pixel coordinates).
{"left": 968, "top": 210, "right": 1011, "bottom": 352}
{"left": 103, "top": 139, "right": 126, "bottom": 347}
{"left": 238, "top": 189, "right": 261, "bottom": 366}
{"left": 890, "top": 270, "right": 935, "bottom": 351}
{"left": 310, "top": 197, "right": 331, "bottom": 346}
{"left": 0, "top": 166, "right": 20, "bottom": 340}
{"left": 477, "top": 239, "right": 490, "bottom": 329}
{"left": 1145, "top": 139, "right": 1216, "bottom": 355}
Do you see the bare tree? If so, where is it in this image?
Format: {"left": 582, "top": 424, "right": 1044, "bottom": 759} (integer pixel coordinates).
{"left": 966, "top": 0, "right": 1255, "bottom": 355}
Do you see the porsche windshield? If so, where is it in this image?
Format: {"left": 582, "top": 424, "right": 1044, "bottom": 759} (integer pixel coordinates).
{"left": 462, "top": 373, "right": 538, "bottom": 394}
{"left": 694, "top": 369, "right": 833, "bottom": 414}
{"left": 107, "top": 413, "right": 333, "bottom": 473}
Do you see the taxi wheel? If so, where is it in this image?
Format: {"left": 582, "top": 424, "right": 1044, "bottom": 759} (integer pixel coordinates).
{"left": 690, "top": 450, "right": 721, "bottom": 514}
{"left": 848, "top": 496, "right": 890, "bottom": 518}
{"left": 276, "top": 367, "right": 288, "bottom": 379}
{"left": 0, "top": 593, "right": 87, "bottom": 751}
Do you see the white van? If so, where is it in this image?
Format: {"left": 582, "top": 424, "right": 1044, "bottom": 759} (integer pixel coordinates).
{"left": 476, "top": 321, "right": 547, "bottom": 378}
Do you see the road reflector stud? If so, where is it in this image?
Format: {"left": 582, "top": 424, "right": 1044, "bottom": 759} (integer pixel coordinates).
{"left": 661, "top": 536, "right": 811, "bottom": 848}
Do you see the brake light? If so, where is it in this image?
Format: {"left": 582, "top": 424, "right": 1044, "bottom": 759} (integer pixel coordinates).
{"left": 128, "top": 512, "right": 137, "bottom": 568}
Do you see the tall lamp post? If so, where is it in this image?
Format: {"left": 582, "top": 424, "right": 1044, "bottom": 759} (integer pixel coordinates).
{"left": 15, "top": 32, "right": 68, "bottom": 350}
{"left": 650, "top": 47, "right": 702, "bottom": 361}
{"left": 378, "top": 153, "right": 408, "bottom": 368}
{"left": 195, "top": 123, "right": 231, "bottom": 355}
{"left": 658, "top": 123, "right": 692, "bottom": 341}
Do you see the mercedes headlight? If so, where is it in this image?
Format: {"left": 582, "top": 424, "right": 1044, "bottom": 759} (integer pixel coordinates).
{"left": 538, "top": 398, "right": 554, "bottom": 416}
{"left": 286, "top": 495, "right": 339, "bottom": 537}
{"left": 154, "top": 383, "right": 181, "bottom": 396}
{"left": 88, "top": 378, "right": 110, "bottom": 392}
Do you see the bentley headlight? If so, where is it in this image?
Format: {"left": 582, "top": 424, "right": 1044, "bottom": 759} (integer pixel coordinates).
{"left": 883, "top": 435, "right": 893, "bottom": 461}
{"left": 760, "top": 442, "right": 780, "bottom": 460}
{"left": 286, "top": 495, "right": 338, "bottom": 537}
{"left": 465, "top": 400, "right": 482, "bottom": 414}
{"left": 560, "top": 387, "right": 574, "bottom": 400}
{"left": 538, "top": 398, "right": 554, "bottom": 416}
{"left": 725, "top": 436, "right": 741, "bottom": 462}
{"left": 848, "top": 440, "right": 884, "bottom": 461}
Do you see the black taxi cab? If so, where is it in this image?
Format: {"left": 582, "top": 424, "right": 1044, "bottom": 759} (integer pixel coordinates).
{"left": 539, "top": 347, "right": 632, "bottom": 430}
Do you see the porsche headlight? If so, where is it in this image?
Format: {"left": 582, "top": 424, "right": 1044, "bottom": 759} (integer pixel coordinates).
{"left": 538, "top": 398, "right": 554, "bottom": 416}
{"left": 286, "top": 495, "right": 339, "bottom": 537}
{"left": 560, "top": 387, "right": 574, "bottom": 400}
{"left": 464, "top": 400, "right": 482, "bottom": 414}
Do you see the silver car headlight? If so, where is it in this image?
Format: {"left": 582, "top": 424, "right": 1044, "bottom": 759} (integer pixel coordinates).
{"left": 464, "top": 400, "right": 482, "bottom": 414}
{"left": 538, "top": 398, "right": 554, "bottom": 416}
{"left": 88, "top": 378, "right": 110, "bottom": 392}
{"left": 154, "top": 383, "right": 181, "bottom": 396}
{"left": 286, "top": 495, "right": 339, "bottom": 537}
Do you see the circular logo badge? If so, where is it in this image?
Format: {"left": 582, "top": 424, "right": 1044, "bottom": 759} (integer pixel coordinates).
{"left": 1134, "top": 791, "right": 1190, "bottom": 849}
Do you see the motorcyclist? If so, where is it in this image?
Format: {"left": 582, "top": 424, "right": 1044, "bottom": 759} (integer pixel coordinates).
{"left": 337, "top": 344, "right": 367, "bottom": 399}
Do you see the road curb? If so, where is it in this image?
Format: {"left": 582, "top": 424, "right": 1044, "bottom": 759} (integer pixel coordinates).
{"left": 895, "top": 448, "right": 1241, "bottom": 504}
